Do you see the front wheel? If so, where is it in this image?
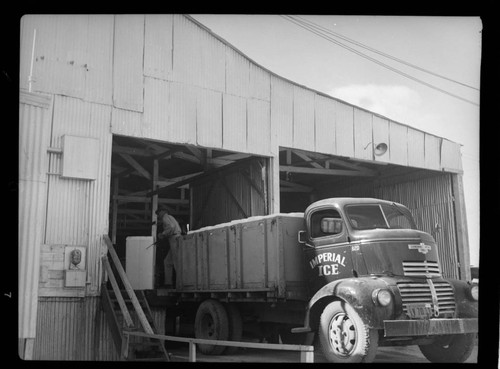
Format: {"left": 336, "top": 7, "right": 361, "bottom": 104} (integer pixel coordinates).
{"left": 318, "top": 300, "right": 379, "bottom": 363}
{"left": 419, "top": 333, "right": 475, "bottom": 363}
{"left": 194, "top": 299, "right": 229, "bottom": 355}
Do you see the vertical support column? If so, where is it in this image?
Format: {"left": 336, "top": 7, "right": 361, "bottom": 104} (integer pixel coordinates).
{"left": 451, "top": 173, "right": 471, "bottom": 281}
{"left": 111, "top": 179, "right": 119, "bottom": 244}
{"left": 268, "top": 155, "right": 280, "bottom": 214}
{"left": 151, "top": 159, "right": 159, "bottom": 237}
{"left": 188, "top": 341, "right": 196, "bottom": 362}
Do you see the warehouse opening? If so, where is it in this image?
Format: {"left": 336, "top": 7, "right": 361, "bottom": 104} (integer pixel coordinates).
{"left": 108, "top": 135, "right": 270, "bottom": 288}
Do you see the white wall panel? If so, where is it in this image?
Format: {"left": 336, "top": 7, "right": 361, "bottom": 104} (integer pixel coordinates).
{"left": 314, "top": 95, "right": 336, "bottom": 155}
{"left": 111, "top": 107, "right": 144, "bottom": 138}
{"left": 169, "top": 82, "right": 197, "bottom": 144}
{"left": 407, "top": 128, "right": 426, "bottom": 168}
{"left": 247, "top": 99, "right": 271, "bottom": 155}
{"left": 113, "top": 15, "right": 144, "bottom": 112}
{"left": 372, "top": 116, "right": 390, "bottom": 163}
{"left": 249, "top": 64, "right": 271, "bottom": 101}
{"left": 197, "top": 88, "right": 223, "bottom": 148}
{"left": 198, "top": 25, "right": 226, "bottom": 92}
{"left": 271, "top": 76, "right": 294, "bottom": 148}
{"left": 335, "top": 102, "right": 354, "bottom": 157}
{"left": 292, "top": 86, "right": 315, "bottom": 151}
{"left": 144, "top": 14, "right": 173, "bottom": 80}
{"left": 143, "top": 77, "right": 170, "bottom": 140}
{"left": 225, "top": 48, "right": 250, "bottom": 98}
{"left": 223, "top": 94, "right": 247, "bottom": 152}
{"left": 389, "top": 121, "right": 408, "bottom": 166}
{"left": 353, "top": 108, "right": 373, "bottom": 160}
{"left": 441, "top": 139, "right": 462, "bottom": 172}
{"left": 172, "top": 14, "right": 201, "bottom": 86}
{"left": 424, "top": 134, "right": 441, "bottom": 171}
{"left": 84, "top": 15, "right": 114, "bottom": 105}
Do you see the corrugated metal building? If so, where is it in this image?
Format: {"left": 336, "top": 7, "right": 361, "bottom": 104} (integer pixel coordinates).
{"left": 18, "top": 14, "right": 470, "bottom": 360}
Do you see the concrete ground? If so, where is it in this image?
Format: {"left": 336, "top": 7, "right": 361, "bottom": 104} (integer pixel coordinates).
{"left": 167, "top": 341, "right": 478, "bottom": 363}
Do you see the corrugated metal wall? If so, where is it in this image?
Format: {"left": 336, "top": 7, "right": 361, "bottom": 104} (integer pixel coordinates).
{"left": 317, "top": 172, "right": 459, "bottom": 279}
{"left": 19, "top": 92, "right": 53, "bottom": 338}
{"left": 375, "top": 172, "right": 459, "bottom": 279}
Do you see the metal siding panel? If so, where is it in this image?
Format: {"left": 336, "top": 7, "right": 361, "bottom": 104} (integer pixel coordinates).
{"left": 293, "top": 86, "right": 315, "bottom": 151}
{"left": 441, "top": 139, "right": 462, "bottom": 172}
{"left": 85, "top": 15, "right": 114, "bottom": 104}
{"left": 144, "top": 14, "right": 173, "bottom": 80}
{"left": 143, "top": 77, "right": 170, "bottom": 140}
{"left": 111, "top": 107, "right": 144, "bottom": 137}
{"left": 172, "top": 14, "right": 202, "bottom": 86}
{"left": 353, "top": 108, "right": 373, "bottom": 160}
{"left": 271, "top": 76, "right": 294, "bottom": 148}
{"left": 113, "top": 15, "right": 144, "bottom": 112}
{"left": 197, "top": 88, "right": 223, "bottom": 148}
{"left": 19, "top": 94, "right": 52, "bottom": 338}
{"left": 225, "top": 47, "right": 250, "bottom": 98}
{"left": 249, "top": 63, "right": 271, "bottom": 101}
{"left": 407, "top": 128, "right": 426, "bottom": 168}
{"left": 199, "top": 24, "right": 226, "bottom": 92}
{"left": 314, "top": 95, "right": 336, "bottom": 155}
{"left": 335, "top": 102, "right": 355, "bottom": 157}
{"left": 86, "top": 104, "right": 112, "bottom": 294}
{"left": 223, "top": 93, "right": 247, "bottom": 153}
{"left": 169, "top": 82, "right": 197, "bottom": 144}
{"left": 247, "top": 99, "right": 271, "bottom": 155}
{"left": 424, "top": 134, "right": 441, "bottom": 170}
{"left": 372, "top": 116, "right": 390, "bottom": 163}
{"left": 389, "top": 121, "right": 408, "bottom": 166}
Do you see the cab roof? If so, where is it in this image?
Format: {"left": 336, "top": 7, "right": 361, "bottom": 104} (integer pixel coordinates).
{"left": 305, "top": 197, "right": 405, "bottom": 214}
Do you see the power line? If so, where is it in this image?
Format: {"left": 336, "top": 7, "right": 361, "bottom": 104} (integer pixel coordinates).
{"left": 280, "top": 15, "right": 479, "bottom": 106}
{"left": 291, "top": 15, "right": 479, "bottom": 91}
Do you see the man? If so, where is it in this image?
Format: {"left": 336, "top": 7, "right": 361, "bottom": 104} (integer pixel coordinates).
{"left": 155, "top": 207, "right": 182, "bottom": 288}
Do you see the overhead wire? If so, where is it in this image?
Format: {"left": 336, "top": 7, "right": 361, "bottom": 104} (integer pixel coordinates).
{"left": 291, "top": 15, "right": 479, "bottom": 91}
{"left": 280, "top": 15, "right": 479, "bottom": 106}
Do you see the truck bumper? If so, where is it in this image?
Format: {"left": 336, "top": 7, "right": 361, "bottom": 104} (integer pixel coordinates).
{"left": 383, "top": 318, "right": 478, "bottom": 337}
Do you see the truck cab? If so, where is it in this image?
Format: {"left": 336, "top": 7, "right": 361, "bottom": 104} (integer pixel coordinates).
{"left": 295, "top": 197, "right": 478, "bottom": 363}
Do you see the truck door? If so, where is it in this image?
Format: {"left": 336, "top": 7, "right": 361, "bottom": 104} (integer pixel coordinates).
{"left": 304, "top": 207, "right": 354, "bottom": 294}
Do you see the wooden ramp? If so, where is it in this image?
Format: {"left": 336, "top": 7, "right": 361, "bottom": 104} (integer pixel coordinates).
{"left": 100, "top": 235, "right": 170, "bottom": 361}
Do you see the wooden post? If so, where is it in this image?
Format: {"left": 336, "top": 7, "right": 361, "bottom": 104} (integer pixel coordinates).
{"left": 152, "top": 159, "right": 159, "bottom": 238}
{"left": 112, "top": 179, "right": 119, "bottom": 244}
{"left": 300, "top": 349, "right": 314, "bottom": 363}
{"left": 188, "top": 341, "right": 196, "bottom": 362}
{"left": 451, "top": 173, "right": 472, "bottom": 281}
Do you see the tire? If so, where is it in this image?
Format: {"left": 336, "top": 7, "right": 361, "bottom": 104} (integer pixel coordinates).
{"left": 223, "top": 303, "right": 243, "bottom": 355}
{"left": 318, "top": 300, "right": 379, "bottom": 363}
{"left": 194, "top": 299, "right": 230, "bottom": 355}
{"left": 419, "top": 333, "right": 475, "bottom": 363}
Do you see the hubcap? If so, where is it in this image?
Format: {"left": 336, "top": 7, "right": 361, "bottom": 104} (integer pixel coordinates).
{"left": 328, "top": 312, "right": 357, "bottom": 356}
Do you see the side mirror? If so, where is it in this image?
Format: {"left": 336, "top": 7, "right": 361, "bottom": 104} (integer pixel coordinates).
{"left": 298, "top": 230, "right": 307, "bottom": 244}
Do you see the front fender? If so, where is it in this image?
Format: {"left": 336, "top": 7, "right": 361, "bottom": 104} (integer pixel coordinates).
{"left": 446, "top": 278, "right": 478, "bottom": 318}
{"left": 304, "top": 277, "right": 396, "bottom": 331}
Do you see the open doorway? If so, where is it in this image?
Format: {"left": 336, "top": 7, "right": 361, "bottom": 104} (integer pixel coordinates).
{"left": 109, "top": 135, "right": 270, "bottom": 288}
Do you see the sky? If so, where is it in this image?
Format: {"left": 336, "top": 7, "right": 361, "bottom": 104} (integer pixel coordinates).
{"left": 190, "top": 14, "right": 482, "bottom": 267}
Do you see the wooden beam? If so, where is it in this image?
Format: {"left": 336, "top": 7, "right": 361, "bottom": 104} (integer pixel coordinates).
{"left": 113, "top": 145, "right": 153, "bottom": 157}
{"left": 115, "top": 195, "right": 188, "bottom": 205}
{"left": 119, "top": 153, "right": 151, "bottom": 180}
{"left": 173, "top": 152, "right": 201, "bottom": 164}
{"left": 239, "top": 168, "right": 265, "bottom": 200}
{"left": 220, "top": 174, "right": 248, "bottom": 218}
{"left": 292, "top": 150, "right": 324, "bottom": 169}
{"left": 279, "top": 165, "right": 375, "bottom": 177}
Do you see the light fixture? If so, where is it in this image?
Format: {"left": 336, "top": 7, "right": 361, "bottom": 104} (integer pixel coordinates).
{"left": 363, "top": 142, "right": 388, "bottom": 157}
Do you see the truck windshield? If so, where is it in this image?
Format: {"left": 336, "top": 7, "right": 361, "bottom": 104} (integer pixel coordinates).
{"left": 346, "top": 204, "right": 417, "bottom": 230}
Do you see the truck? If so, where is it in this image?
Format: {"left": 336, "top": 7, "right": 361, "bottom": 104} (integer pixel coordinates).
{"left": 154, "top": 197, "right": 478, "bottom": 363}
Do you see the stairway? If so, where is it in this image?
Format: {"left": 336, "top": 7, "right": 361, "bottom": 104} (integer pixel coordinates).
{"left": 100, "top": 235, "right": 170, "bottom": 361}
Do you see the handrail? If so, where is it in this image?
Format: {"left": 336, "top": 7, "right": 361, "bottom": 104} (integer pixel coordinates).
{"left": 103, "top": 235, "right": 154, "bottom": 334}
{"left": 123, "top": 331, "right": 314, "bottom": 363}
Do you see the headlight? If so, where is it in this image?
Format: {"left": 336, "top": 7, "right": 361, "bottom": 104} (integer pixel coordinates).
{"left": 372, "top": 288, "right": 392, "bottom": 306}
{"left": 468, "top": 283, "right": 478, "bottom": 301}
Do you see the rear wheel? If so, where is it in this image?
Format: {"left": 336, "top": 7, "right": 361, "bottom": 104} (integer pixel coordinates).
{"left": 419, "top": 333, "right": 475, "bottom": 363}
{"left": 318, "top": 300, "right": 378, "bottom": 363}
{"left": 194, "top": 299, "right": 229, "bottom": 355}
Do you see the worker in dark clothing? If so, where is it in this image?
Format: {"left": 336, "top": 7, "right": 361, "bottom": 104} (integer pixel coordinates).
{"left": 155, "top": 208, "right": 182, "bottom": 288}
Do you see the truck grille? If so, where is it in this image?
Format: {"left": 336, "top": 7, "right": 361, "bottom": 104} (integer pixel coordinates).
{"left": 397, "top": 280, "right": 456, "bottom": 318}
{"left": 402, "top": 260, "right": 441, "bottom": 278}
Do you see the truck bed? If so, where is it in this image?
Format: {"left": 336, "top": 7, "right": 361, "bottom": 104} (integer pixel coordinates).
{"left": 173, "top": 213, "right": 308, "bottom": 301}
